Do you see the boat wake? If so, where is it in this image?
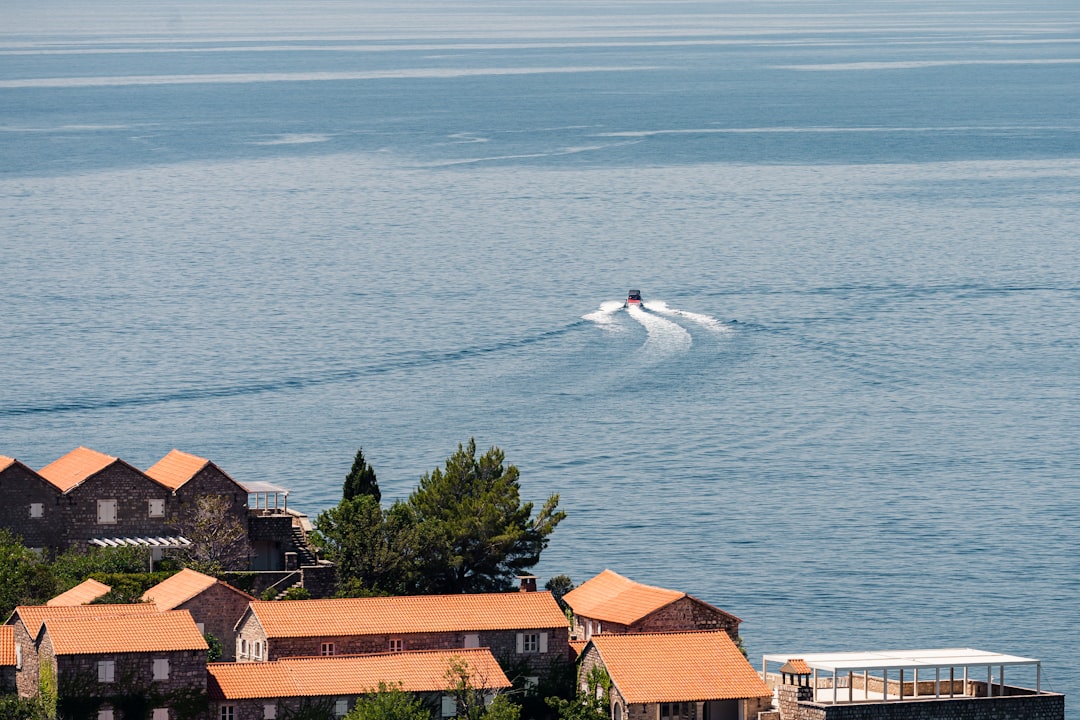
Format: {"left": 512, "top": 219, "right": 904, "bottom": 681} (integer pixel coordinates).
{"left": 583, "top": 295, "right": 728, "bottom": 353}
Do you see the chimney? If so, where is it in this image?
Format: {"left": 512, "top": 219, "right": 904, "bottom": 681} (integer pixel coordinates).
{"left": 517, "top": 575, "right": 538, "bottom": 593}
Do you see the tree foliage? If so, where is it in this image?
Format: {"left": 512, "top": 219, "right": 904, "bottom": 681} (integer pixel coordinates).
{"left": 173, "top": 494, "right": 252, "bottom": 573}
{"left": 445, "top": 657, "right": 521, "bottom": 720}
{"left": 409, "top": 439, "right": 565, "bottom": 594}
{"left": 345, "top": 682, "right": 431, "bottom": 720}
{"left": 343, "top": 448, "right": 381, "bottom": 503}
{"left": 316, "top": 439, "right": 564, "bottom": 596}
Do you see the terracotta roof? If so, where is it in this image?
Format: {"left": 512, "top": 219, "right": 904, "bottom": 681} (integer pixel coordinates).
{"left": 0, "top": 455, "right": 14, "bottom": 472}
{"left": 142, "top": 568, "right": 253, "bottom": 610}
{"left": 209, "top": 648, "right": 510, "bottom": 700}
{"left": 0, "top": 626, "right": 14, "bottom": 667}
{"left": 563, "top": 569, "right": 686, "bottom": 626}
{"left": 144, "top": 449, "right": 211, "bottom": 491}
{"left": 588, "top": 631, "right": 771, "bottom": 704}
{"left": 38, "top": 447, "right": 118, "bottom": 492}
{"left": 247, "top": 592, "right": 567, "bottom": 639}
{"left": 11, "top": 603, "right": 159, "bottom": 638}
{"left": 42, "top": 610, "right": 208, "bottom": 655}
{"left": 780, "top": 658, "right": 812, "bottom": 675}
{"left": 569, "top": 639, "right": 588, "bottom": 658}
{"left": 47, "top": 579, "right": 113, "bottom": 606}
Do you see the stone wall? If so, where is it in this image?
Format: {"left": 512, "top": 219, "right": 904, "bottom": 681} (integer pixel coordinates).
{"left": 179, "top": 582, "right": 253, "bottom": 662}
{"left": 575, "top": 596, "right": 740, "bottom": 642}
{"left": 12, "top": 616, "right": 42, "bottom": 697}
{"left": 61, "top": 462, "right": 176, "bottom": 544}
{"left": 0, "top": 462, "right": 63, "bottom": 551}
{"left": 786, "top": 692, "right": 1063, "bottom": 720}
{"left": 213, "top": 692, "right": 446, "bottom": 720}
{"left": 55, "top": 649, "right": 207, "bottom": 711}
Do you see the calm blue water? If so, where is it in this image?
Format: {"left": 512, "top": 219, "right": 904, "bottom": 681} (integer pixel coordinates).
{"left": 2, "top": 0, "right": 1079, "bottom": 709}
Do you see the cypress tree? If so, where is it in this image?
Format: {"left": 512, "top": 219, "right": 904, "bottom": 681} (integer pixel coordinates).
{"left": 343, "top": 448, "right": 380, "bottom": 503}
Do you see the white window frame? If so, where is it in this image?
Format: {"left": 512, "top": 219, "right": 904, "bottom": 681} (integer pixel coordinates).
{"left": 239, "top": 638, "right": 248, "bottom": 659}
{"left": 148, "top": 498, "right": 165, "bottom": 518}
{"left": 30, "top": 503, "right": 43, "bottom": 519}
{"left": 153, "top": 658, "right": 170, "bottom": 680}
{"left": 388, "top": 638, "right": 403, "bottom": 652}
{"left": 98, "top": 659, "right": 115, "bottom": 683}
{"left": 320, "top": 641, "right": 335, "bottom": 656}
{"left": 518, "top": 632, "right": 546, "bottom": 653}
{"left": 97, "top": 499, "right": 118, "bottom": 525}
{"left": 464, "top": 633, "right": 480, "bottom": 649}
{"left": 254, "top": 641, "right": 263, "bottom": 660}
{"left": 220, "top": 707, "right": 235, "bottom": 720}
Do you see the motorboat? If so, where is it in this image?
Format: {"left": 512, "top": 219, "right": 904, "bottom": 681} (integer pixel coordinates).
{"left": 624, "top": 289, "right": 642, "bottom": 308}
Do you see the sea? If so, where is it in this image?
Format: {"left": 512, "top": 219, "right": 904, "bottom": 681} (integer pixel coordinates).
{"left": 1, "top": 0, "right": 1078, "bottom": 709}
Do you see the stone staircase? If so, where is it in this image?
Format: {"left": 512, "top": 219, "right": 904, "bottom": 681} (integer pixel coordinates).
{"left": 288, "top": 525, "right": 319, "bottom": 567}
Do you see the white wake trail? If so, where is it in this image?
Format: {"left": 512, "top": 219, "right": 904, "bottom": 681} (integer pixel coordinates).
{"left": 626, "top": 303, "right": 692, "bottom": 352}
{"left": 583, "top": 300, "right": 626, "bottom": 331}
{"left": 644, "top": 300, "right": 729, "bottom": 334}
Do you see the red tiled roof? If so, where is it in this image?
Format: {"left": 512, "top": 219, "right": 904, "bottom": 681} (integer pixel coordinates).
{"left": 12, "top": 603, "right": 159, "bottom": 638}
{"left": 563, "top": 569, "right": 685, "bottom": 626}
{"left": 0, "top": 455, "right": 14, "bottom": 472}
{"left": 248, "top": 592, "right": 567, "bottom": 639}
{"left": 589, "top": 631, "right": 772, "bottom": 704}
{"left": 43, "top": 610, "right": 208, "bottom": 655}
{"left": 569, "top": 639, "right": 588, "bottom": 658}
{"left": 38, "top": 447, "right": 117, "bottom": 492}
{"left": 144, "top": 449, "right": 210, "bottom": 491}
{"left": 0, "top": 626, "right": 14, "bottom": 667}
{"left": 142, "top": 568, "right": 253, "bottom": 610}
{"left": 47, "top": 579, "right": 112, "bottom": 606}
{"left": 208, "top": 648, "right": 510, "bottom": 700}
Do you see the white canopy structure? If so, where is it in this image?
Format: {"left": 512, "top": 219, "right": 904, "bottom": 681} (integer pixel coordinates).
{"left": 762, "top": 648, "right": 1043, "bottom": 704}
{"left": 241, "top": 480, "right": 289, "bottom": 512}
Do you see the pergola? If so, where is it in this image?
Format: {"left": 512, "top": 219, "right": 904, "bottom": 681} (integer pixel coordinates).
{"left": 762, "top": 649, "right": 1043, "bottom": 704}
{"left": 242, "top": 480, "right": 289, "bottom": 513}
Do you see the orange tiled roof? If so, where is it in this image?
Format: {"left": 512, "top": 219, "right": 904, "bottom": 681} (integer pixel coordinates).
{"left": 589, "top": 631, "right": 771, "bottom": 704}
{"left": 42, "top": 610, "right": 208, "bottom": 655}
{"left": 0, "top": 626, "right": 14, "bottom": 667}
{"left": 208, "top": 648, "right": 510, "bottom": 700}
{"left": 248, "top": 592, "right": 567, "bottom": 639}
{"left": 47, "top": 579, "right": 113, "bottom": 607}
{"left": 780, "top": 658, "right": 811, "bottom": 675}
{"left": 38, "top": 447, "right": 117, "bottom": 492}
{"left": 563, "top": 569, "right": 686, "bottom": 626}
{"left": 142, "top": 568, "right": 253, "bottom": 610}
{"left": 0, "top": 455, "right": 14, "bottom": 472}
{"left": 569, "top": 639, "right": 588, "bottom": 658}
{"left": 144, "top": 449, "right": 211, "bottom": 491}
{"left": 12, "top": 603, "right": 159, "bottom": 638}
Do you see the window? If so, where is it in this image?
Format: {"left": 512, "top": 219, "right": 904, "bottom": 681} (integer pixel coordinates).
{"left": 153, "top": 658, "right": 170, "bottom": 680}
{"left": 97, "top": 499, "right": 118, "bottom": 524}
{"left": 320, "top": 642, "right": 335, "bottom": 656}
{"left": 517, "top": 632, "right": 547, "bottom": 654}
{"left": 388, "top": 638, "right": 403, "bottom": 652}
{"left": 30, "top": 503, "right": 43, "bottom": 518}
{"left": 220, "top": 707, "right": 235, "bottom": 720}
{"left": 441, "top": 696, "right": 457, "bottom": 718}
{"left": 239, "top": 639, "right": 248, "bottom": 659}
{"left": 148, "top": 499, "right": 165, "bottom": 518}
{"left": 263, "top": 704, "right": 277, "bottom": 720}
{"left": 153, "top": 710, "right": 169, "bottom": 720}
{"left": 196, "top": 622, "right": 205, "bottom": 634}
{"left": 524, "top": 676, "right": 539, "bottom": 689}
{"left": 334, "top": 699, "right": 348, "bottom": 717}
{"left": 98, "top": 709, "right": 114, "bottom": 720}
{"left": 464, "top": 633, "right": 479, "bottom": 649}
{"left": 15, "top": 644, "right": 21, "bottom": 671}
{"left": 254, "top": 641, "right": 262, "bottom": 660}
{"left": 98, "top": 660, "right": 115, "bottom": 683}
{"left": 660, "top": 703, "right": 691, "bottom": 720}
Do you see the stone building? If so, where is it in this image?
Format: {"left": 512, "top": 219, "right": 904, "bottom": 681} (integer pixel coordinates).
{"left": 208, "top": 647, "right": 511, "bottom": 720}
{"left": 0, "top": 625, "right": 15, "bottom": 693}
{"left": 141, "top": 568, "right": 255, "bottom": 661}
{"left": 761, "top": 649, "right": 1064, "bottom": 720}
{"left": 577, "top": 631, "right": 773, "bottom": 720}
{"left": 6, "top": 603, "right": 160, "bottom": 698}
{"left": 563, "top": 569, "right": 741, "bottom": 642}
{"left": 0, "top": 455, "right": 64, "bottom": 551}
{"left": 233, "top": 591, "right": 570, "bottom": 679}
{"left": 35, "top": 610, "right": 208, "bottom": 720}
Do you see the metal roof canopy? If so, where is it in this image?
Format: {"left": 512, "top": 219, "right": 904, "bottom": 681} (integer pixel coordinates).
{"left": 762, "top": 648, "right": 1039, "bottom": 673}
{"left": 239, "top": 481, "right": 289, "bottom": 494}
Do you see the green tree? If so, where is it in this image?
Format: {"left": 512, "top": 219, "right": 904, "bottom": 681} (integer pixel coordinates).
{"left": 343, "top": 448, "right": 381, "bottom": 503}
{"left": 408, "top": 439, "right": 565, "bottom": 594}
{"left": 444, "top": 657, "right": 520, "bottom": 720}
{"left": 545, "top": 666, "right": 611, "bottom": 720}
{"left": 0, "top": 528, "right": 57, "bottom": 618}
{"left": 173, "top": 495, "right": 252, "bottom": 573}
{"left": 544, "top": 575, "right": 575, "bottom": 613}
{"left": 345, "top": 682, "right": 431, "bottom": 720}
